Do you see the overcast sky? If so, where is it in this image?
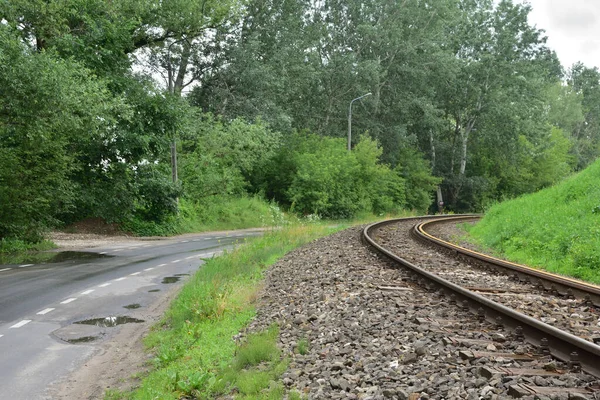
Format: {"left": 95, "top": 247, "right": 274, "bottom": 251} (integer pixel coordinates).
{"left": 522, "top": 0, "right": 600, "bottom": 70}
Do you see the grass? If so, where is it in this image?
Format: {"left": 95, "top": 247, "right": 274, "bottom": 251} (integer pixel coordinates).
{"left": 0, "top": 238, "right": 57, "bottom": 264}
{"left": 466, "top": 158, "right": 600, "bottom": 284}
{"left": 122, "top": 196, "right": 415, "bottom": 237}
{"left": 105, "top": 221, "right": 344, "bottom": 400}
{"left": 0, "top": 238, "right": 56, "bottom": 254}
{"left": 295, "top": 338, "right": 309, "bottom": 355}
{"left": 121, "top": 196, "right": 289, "bottom": 237}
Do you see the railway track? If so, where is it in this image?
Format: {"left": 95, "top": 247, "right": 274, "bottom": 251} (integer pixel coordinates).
{"left": 364, "top": 215, "right": 600, "bottom": 397}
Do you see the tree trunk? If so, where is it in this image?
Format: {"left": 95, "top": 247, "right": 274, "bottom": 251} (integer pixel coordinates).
{"left": 174, "top": 40, "right": 192, "bottom": 96}
{"left": 429, "top": 129, "right": 436, "bottom": 172}
{"left": 459, "top": 118, "right": 476, "bottom": 176}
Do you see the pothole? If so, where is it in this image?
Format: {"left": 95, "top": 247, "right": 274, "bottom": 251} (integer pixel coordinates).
{"left": 161, "top": 276, "right": 180, "bottom": 284}
{"left": 65, "top": 335, "right": 100, "bottom": 344}
{"left": 74, "top": 316, "right": 144, "bottom": 327}
{"left": 123, "top": 303, "right": 141, "bottom": 309}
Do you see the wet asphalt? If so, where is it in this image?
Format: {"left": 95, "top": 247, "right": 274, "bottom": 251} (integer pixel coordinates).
{"left": 0, "top": 229, "right": 262, "bottom": 399}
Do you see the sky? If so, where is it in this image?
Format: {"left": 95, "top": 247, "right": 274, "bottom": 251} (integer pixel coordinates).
{"left": 522, "top": 0, "right": 600, "bottom": 70}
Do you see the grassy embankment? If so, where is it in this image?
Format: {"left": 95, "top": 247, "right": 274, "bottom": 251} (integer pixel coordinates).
{"left": 467, "top": 158, "right": 600, "bottom": 284}
{"left": 105, "top": 221, "right": 342, "bottom": 400}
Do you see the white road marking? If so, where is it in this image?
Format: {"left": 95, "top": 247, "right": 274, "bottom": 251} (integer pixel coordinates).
{"left": 37, "top": 308, "right": 55, "bottom": 315}
{"left": 19, "top": 264, "right": 34, "bottom": 268}
{"left": 192, "top": 239, "right": 200, "bottom": 242}
{"left": 10, "top": 320, "right": 31, "bottom": 328}
{"left": 215, "top": 236, "right": 223, "bottom": 239}
{"left": 171, "top": 259, "right": 182, "bottom": 263}
{"left": 144, "top": 267, "right": 154, "bottom": 271}
{"left": 185, "top": 256, "right": 196, "bottom": 260}
{"left": 129, "top": 247, "right": 139, "bottom": 250}
{"left": 0, "top": 268, "right": 11, "bottom": 272}
{"left": 99, "top": 251, "right": 107, "bottom": 255}
{"left": 0, "top": 334, "right": 3, "bottom": 338}
{"left": 130, "top": 272, "right": 141, "bottom": 276}
{"left": 60, "top": 298, "right": 76, "bottom": 304}
{"left": 182, "top": 240, "right": 189, "bottom": 243}
{"left": 157, "top": 263, "right": 167, "bottom": 267}
{"left": 80, "top": 289, "right": 94, "bottom": 295}
{"left": 98, "top": 283, "right": 111, "bottom": 288}
{"left": 115, "top": 277, "right": 126, "bottom": 281}
{"left": 142, "top": 244, "right": 151, "bottom": 248}
{"left": 112, "top": 249, "right": 122, "bottom": 252}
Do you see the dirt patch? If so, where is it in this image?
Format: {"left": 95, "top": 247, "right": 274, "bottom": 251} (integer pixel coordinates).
{"left": 48, "top": 217, "right": 138, "bottom": 249}
{"left": 46, "top": 284, "right": 180, "bottom": 399}
{"left": 62, "top": 218, "right": 126, "bottom": 236}
{"left": 48, "top": 232, "right": 138, "bottom": 249}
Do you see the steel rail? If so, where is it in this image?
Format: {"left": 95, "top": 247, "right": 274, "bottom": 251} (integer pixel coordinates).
{"left": 414, "top": 215, "right": 600, "bottom": 306}
{"left": 363, "top": 216, "right": 600, "bottom": 378}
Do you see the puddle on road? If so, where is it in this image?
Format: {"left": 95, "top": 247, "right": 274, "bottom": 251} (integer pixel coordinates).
{"left": 123, "top": 303, "right": 141, "bottom": 309}
{"left": 148, "top": 289, "right": 160, "bottom": 292}
{"left": 162, "top": 276, "right": 180, "bottom": 284}
{"left": 0, "top": 251, "right": 112, "bottom": 266}
{"left": 74, "top": 316, "right": 144, "bottom": 327}
{"left": 66, "top": 335, "right": 100, "bottom": 344}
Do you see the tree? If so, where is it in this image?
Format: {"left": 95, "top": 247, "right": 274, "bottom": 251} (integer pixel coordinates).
{"left": 0, "top": 26, "right": 118, "bottom": 239}
{"left": 437, "top": 0, "right": 560, "bottom": 209}
{"left": 567, "top": 63, "right": 600, "bottom": 169}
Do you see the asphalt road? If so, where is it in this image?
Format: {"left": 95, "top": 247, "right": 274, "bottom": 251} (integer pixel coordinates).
{"left": 0, "top": 230, "right": 262, "bottom": 400}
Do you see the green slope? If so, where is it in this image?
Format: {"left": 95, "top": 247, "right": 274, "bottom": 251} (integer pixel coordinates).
{"left": 467, "top": 159, "right": 600, "bottom": 284}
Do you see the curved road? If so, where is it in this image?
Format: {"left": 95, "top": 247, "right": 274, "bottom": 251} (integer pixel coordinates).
{"left": 0, "top": 229, "right": 262, "bottom": 399}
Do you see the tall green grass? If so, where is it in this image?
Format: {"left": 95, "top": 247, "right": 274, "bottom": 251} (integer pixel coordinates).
{"left": 121, "top": 196, "right": 288, "bottom": 236}
{"left": 106, "top": 222, "right": 342, "bottom": 400}
{"left": 467, "top": 159, "right": 600, "bottom": 283}
{"left": 0, "top": 238, "right": 56, "bottom": 254}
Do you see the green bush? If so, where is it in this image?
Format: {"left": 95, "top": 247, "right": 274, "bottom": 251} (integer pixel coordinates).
{"left": 285, "top": 134, "right": 409, "bottom": 218}
{"left": 180, "top": 114, "right": 281, "bottom": 199}
{"left": 287, "top": 136, "right": 366, "bottom": 218}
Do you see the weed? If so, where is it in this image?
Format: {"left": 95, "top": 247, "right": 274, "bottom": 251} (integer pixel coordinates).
{"left": 288, "top": 391, "right": 305, "bottom": 400}
{"left": 295, "top": 338, "right": 309, "bottom": 355}
{"left": 234, "top": 326, "right": 280, "bottom": 369}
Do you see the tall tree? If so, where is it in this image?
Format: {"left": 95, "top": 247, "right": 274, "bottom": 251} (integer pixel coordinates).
{"left": 437, "top": 0, "right": 560, "bottom": 208}
{"left": 567, "top": 63, "right": 600, "bottom": 169}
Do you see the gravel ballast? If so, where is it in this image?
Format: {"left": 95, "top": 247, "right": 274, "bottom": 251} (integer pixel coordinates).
{"left": 245, "top": 224, "right": 599, "bottom": 399}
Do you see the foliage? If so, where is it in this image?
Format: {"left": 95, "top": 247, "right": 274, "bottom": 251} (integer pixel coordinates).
{"left": 3, "top": 0, "right": 599, "bottom": 242}
{"left": 0, "top": 239, "right": 56, "bottom": 255}
{"left": 396, "top": 148, "right": 441, "bottom": 212}
{"left": 282, "top": 134, "right": 409, "bottom": 218}
{"left": 0, "top": 26, "right": 116, "bottom": 241}
{"left": 467, "top": 158, "right": 600, "bottom": 284}
{"left": 180, "top": 114, "right": 281, "bottom": 199}
{"left": 121, "top": 196, "right": 287, "bottom": 237}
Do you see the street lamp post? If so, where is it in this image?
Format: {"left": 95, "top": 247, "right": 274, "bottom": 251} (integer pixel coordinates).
{"left": 347, "top": 92, "right": 372, "bottom": 151}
